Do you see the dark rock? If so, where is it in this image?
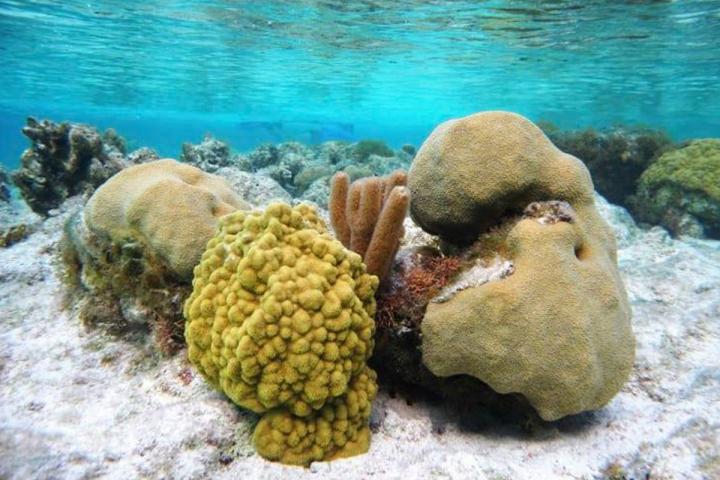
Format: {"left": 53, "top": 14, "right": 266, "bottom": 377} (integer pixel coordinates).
{"left": 11, "top": 117, "right": 128, "bottom": 215}
{"left": 0, "top": 167, "right": 10, "bottom": 203}
{"left": 542, "top": 123, "right": 673, "bottom": 207}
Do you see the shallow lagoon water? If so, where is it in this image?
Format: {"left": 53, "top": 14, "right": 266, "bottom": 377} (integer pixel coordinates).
{"left": 0, "top": 2, "right": 719, "bottom": 479}
{"left": 1, "top": 0, "right": 720, "bottom": 162}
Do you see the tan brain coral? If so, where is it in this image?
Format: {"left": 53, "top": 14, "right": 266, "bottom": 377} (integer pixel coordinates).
{"left": 184, "top": 202, "right": 378, "bottom": 465}
{"left": 84, "top": 159, "right": 246, "bottom": 278}
{"left": 409, "top": 111, "right": 635, "bottom": 421}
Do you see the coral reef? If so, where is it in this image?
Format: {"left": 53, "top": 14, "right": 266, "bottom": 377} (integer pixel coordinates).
{"left": 84, "top": 159, "right": 246, "bottom": 278}
{"left": 329, "top": 171, "right": 409, "bottom": 283}
{"left": 2, "top": 184, "right": 717, "bottom": 479}
{"left": 353, "top": 139, "right": 394, "bottom": 162}
{"left": 102, "top": 128, "right": 128, "bottom": 155}
{"left": 541, "top": 123, "right": 673, "bottom": 207}
{"left": 126, "top": 147, "right": 160, "bottom": 165}
{"left": 403, "top": 111, "right": 634, "bottom": 421}
{"left": 183, "top": 136, "right": 415, "bottom": 200}
{"left": 214, "top": 167, "right": 292, "bottom": 206}
{"left": 12, "top": 117, "right": 129, "bottom": 215}
{"left": 630, "top": 139, "right": 720, "bottom": 238}
{"left": 181, "top": 135, "right": 250, "bottom": 172}
{"left": 184, "top": 203, "right": 378, "bottom": 466}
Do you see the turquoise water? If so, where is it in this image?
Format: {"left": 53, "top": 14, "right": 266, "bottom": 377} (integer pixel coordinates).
{"left": 1, "top": 0, "right": 719, "bottom": 167}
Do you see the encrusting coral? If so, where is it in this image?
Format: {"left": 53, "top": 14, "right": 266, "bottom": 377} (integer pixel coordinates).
{"left": 329, "top": 171, "right": 409, "bottom": 283}
{"left": 405, "top": 111, "right": 635, "bottom": 421}
{"left": 630, "top": 139, "right": 720, "bottom": 238}
{"left": 184, "top": 202, "right": 378, "bottom": 466}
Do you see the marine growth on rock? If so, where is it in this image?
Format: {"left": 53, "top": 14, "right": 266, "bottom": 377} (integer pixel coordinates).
{"left": 630, "top": 139, "right": 720, "bottom": 239}
{"left": 12, "top": 117, "right": 129, "bottom": 215}
{"left": 62, "top": 159, "right": 246, "bottom": 354}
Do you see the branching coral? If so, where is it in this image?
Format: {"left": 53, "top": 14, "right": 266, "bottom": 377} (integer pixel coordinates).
{"left": 184, "top": 203, "right": 378, "bottom": 466}
{"left": 329, "top": 171, "right": 409, "bottom": 283}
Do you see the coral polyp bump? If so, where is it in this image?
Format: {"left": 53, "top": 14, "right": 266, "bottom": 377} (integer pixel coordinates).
{"left": 184, "top": 202, "right": 378, "bottom": 466}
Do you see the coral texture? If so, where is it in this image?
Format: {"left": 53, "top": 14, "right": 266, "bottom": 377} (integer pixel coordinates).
{"left": 631, "top": 139, "right": 720, "bottom": 238}
{"left": 329, "top": 171, "right": 409, "bottom": 282}
{"left": 409, "top": 111, "right": 635, "bottom": 421}
{"left": 84, "top": 159, "right": 246, "bottom": 279}
{"left": 184, "top": 203, "right": 378, "bottom": 466}
{"left": 541, "top": 123, "right": 673, "bottom": 207}
{"left": 12, "top": 117, "right": 129, "bottom": 215}
{"left": 181, "top": 135, "right": 251, "bottom": 172}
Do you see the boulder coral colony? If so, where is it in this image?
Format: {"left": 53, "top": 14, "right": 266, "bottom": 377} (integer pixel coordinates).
{"left": 2, "top": 111, "right": 718, "bottom": 466}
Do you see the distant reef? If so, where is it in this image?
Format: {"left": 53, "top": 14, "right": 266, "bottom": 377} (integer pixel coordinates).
{"left": 5, "top": 116, "right": 720, "bottom": 240}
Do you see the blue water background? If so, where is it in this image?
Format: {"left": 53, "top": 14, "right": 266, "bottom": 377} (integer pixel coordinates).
{"left": 1, "top": 0, "right": 719, "bottom": 168}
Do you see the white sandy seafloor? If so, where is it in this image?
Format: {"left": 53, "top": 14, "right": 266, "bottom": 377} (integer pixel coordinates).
{"left": 0, "top": 195, "right": 718, "bottom": 480}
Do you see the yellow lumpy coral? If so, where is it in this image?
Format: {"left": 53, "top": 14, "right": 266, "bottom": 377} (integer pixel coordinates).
{"left": 184, "top": 202, "right": 378, "bottom": 466}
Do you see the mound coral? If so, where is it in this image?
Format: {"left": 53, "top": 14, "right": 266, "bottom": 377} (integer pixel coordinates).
{"left": 631, "top": 139, "right": 720, "bottom": 238}
{"left": 84, "top": 159, "right": 246, "bottom": 278}
{"left": 184, "top": 203, "right": 378, "bottom": 466}
{"left": 406, "top": 111, "right": 634, "bottom": 421}
{"left": 62, "top": 159, "right": 245, "bottom": 353}
{"left": 329, "top": 171, "right": 409, "bottom": 283}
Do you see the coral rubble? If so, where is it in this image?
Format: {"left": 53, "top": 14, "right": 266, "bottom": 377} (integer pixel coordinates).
{"left": 12, "top": 117, "right": 130, "bottom": 215}
{"left": 181, "top": 135, "right": 251, "bottom": 172}
{"left": 184, "top": 203, "right": 378, "bottom": 465}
